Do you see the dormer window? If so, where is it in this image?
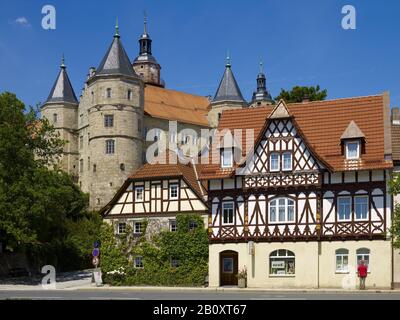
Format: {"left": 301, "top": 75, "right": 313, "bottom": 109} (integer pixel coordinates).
{"left": 221, "top": 149, "right": 233, "bottom": 168}
{"left": 345, "top": 140, "right": 360, "bottom": 160}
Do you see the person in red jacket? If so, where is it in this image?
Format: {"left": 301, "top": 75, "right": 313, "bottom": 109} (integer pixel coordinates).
{"left": 357, "top": 260, "right": 368, "bottom": 290}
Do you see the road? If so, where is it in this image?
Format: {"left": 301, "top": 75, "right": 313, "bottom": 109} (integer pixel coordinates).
{"left": 1, "top": 289, "right": 400, "bottom": 300}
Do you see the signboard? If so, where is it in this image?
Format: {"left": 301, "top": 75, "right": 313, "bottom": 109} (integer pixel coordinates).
{"left": 92, "top": 248, "right": 100, "bottom": 257}
{"left": 271, "top": 261, "right": 285, "bottom": 268}
{"left": 276, "top": 270, "right": 286, "bottom": 275}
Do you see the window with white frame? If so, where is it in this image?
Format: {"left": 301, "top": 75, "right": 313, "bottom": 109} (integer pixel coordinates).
{"left": 134, "top": 221, "right": 144, "bottom": 234}
{"left": 118, "top": 222, "right": 126, "bottom": 234}
{"left": 270, "top": 153, "right": 280, "bottom": 171}
{"left": 169, "top": 219, "right": 177, "bottom": 232}
{"left": 135, "top": 187, "right": 144, "bottom": 202}
{"left": 269, "top": 250, "right": 295, "bottom": 275}
{"left": 222, "top": 202, "right": 234, "bottom": 225}
{"left": 134, "top": 256, "right": 143, "bottom": 268}
{"left": 338, "top": 196, "right": 351, "bottom": 221}
{"left": 345, "top": 141, "right": 360, "bottom": 159}
{"left": 354, "top": 196, "right": 369, "bottom": 220}
{"left": 221, "top": 149, "right": 233, "bottom": 168}
{"left": 269, "top": 198, "right": 295, "bottom": 223}
{"left": 105, "top": 139, "right": 115, "bottom": 154}
{"left": 356, "top": 248, "right": 370, "bottom": 271}
{"left": 169, "top": 184, "right": 179, "bottom": 199}
{"left": 335, "top": 249, "right": 349, "bottom": 273}
{"left": 282, "top": 152, "right": 292, "bottom": 171}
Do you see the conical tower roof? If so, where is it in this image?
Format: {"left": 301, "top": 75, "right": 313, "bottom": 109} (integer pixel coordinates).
{"left": 45, "top": 56, "right": 78, "bottom": 105}
{"left": 212, "top": 57, "right": 245, "bottom": 104}
{"left": 96, "top": 22, "right": 137, "bottom": 77}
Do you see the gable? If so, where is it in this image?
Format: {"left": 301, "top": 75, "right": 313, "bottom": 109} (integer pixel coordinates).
{"left": 243, "top": 118, "right": 324, "bottom": 174}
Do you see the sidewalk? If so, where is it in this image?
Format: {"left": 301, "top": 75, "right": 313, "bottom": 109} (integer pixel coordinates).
{"left": 1, "top": 282, "right": 399, "bottom": 293}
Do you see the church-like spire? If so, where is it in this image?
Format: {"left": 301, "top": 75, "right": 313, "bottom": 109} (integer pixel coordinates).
{"left": 139, "top": 11, "right": 152, "bottom": 55}
{"left": 44, "top": 55, "right": 78, "bottom": 105}
{"left": 212, "top": 55, "right": 245, "bottom": 104}
{"left": 96, "top": 22, "right": 137, "bottom": 77}
{"left": 251, "top": 60, "right": 272, "bottom": 104}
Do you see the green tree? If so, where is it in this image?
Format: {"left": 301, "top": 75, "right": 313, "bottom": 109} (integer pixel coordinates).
{"left": 0, "top": 92, "right": 101, "bottom": 271}
{"left": 389, "top": 174, "right": 400, "bottom": 248}
{"left": 274, "top": 85, "right": 327, "bottom": 103}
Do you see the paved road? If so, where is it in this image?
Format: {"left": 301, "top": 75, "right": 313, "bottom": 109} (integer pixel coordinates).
{"left": 1, "top": 289, "right": 400, "bottom": 300}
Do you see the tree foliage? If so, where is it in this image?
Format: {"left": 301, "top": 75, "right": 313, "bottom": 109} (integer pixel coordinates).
{"left": 274, "top": 85, "right": 327, "bottom": 103}
{"left": 390, "top": 173, "right": 400, "bottom": 248}
{"left": 0, "top": 91, "right": 101, "bottom": 271}
{"left": 100, "top": 215, "right": 209, "bottom": 286}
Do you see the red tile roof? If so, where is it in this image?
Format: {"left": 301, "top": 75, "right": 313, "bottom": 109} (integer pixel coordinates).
{"left": 201, "top": 94, "right": 393, "bottom": 179}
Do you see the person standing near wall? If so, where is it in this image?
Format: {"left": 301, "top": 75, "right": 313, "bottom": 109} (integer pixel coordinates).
{"left": 357, "top": 260, "right": 368, "bottom": 290}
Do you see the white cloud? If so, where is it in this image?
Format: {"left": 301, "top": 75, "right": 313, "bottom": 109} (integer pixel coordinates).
{"left": 14, "top": 17, "right": 31, "bottom": 27}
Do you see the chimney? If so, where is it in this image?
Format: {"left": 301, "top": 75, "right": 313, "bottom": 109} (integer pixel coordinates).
{"left": 392, "top": 107, "right": 400, "bottom": 125}
{"left": 303, "top": 94, "right": 310, "bottom": 103}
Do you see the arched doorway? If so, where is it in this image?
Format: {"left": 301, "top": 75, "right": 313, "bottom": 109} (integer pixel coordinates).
{"left": 220, "top": 250, "right": 238, "bottom": 286}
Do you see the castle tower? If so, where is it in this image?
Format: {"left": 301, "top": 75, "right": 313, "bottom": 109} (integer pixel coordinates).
{"left": 41, "top": 56, "right": 79, "bottom": 179}
{"left": 207, "top": 55, "right": 247, "bottom": 128}
{"left": 249, "top": 62, "right": 273, "bottom": 107}
{"left": 78, "top": 21, "right": 144, "bottom": 209}
{"left": 132, "top": 14, "right": 163, "bottom": 87}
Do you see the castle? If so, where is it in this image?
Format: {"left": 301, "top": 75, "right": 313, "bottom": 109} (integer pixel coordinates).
{"left": 40, "top": 18, "right": 273, "bottom": 210}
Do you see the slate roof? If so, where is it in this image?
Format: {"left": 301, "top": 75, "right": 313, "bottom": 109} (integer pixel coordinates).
{"left": 201, "top": 94, "right": 393, "bottom": 179}
{"left": 96, "top": 34, "right": 137, "bottom": 77}
{"left": 44, "top": 65, "right": 78, "bottom": 105}
{"left": 212, "top": 64, "right": 245, "bottom": 103}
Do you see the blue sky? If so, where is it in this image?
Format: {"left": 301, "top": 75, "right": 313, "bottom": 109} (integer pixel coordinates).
{"left": 1, "top": 0, "right": 400, "bottom": 108}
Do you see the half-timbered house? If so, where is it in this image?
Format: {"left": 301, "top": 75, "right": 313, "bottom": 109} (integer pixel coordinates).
{"left": 100, "top": 152, "right": 208, "bottom": 242}
{"left": 201, "top": 93, "right": 394, "bottom": 288}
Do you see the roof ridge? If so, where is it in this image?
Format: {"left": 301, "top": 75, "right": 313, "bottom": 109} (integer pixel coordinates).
{"left": 145, "top": 85, "right": 210, "bottom": 100}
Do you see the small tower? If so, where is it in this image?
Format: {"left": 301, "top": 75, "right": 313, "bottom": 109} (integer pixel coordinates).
{"left": 41, "top": 55, "right": 79, "bottom": 177}
{"left": 249, "top": 61, "right": 273, "bottom": 107}
{"left": 207, "top": 54, "right": 247, "bottom": 128}
{"left": 78, "top": 21, "right": 144, "bottom": 209}
{"left": 132, "top": 13, "right": 163, "bottom": 87}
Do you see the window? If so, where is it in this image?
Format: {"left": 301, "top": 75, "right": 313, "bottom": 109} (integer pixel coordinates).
{"left": 269, "top": 250, "right": 295, "bottom": 275}
{"left": 134, "top": 222, "right": 144, "bottom": 234}
{"left": 346, "top": 141, "right": 360, "bottom": 159}
{"left": 222, "top": 202, "right": 234, "bottom": 225}
{"left": 104, "top": 115, "right": 114, "bottom": 127}
{"left": 170, "top": 184, "right": 179, "bottom": 199}
{"left": 169, "top": 219, "right": 177, "bottom": 232}
{"left": 79, "top": 136, "right": 83, "bottom": 149}
{"left": 106, "top": 88, "right": 112, "bottom": 98}
{"left": 282, "top": 152, "right": 292, "bottom": 171}
{"left": 88, "top": 157, "right": 90, "bottom": 170}
{"left": 336, "top": 249, "right": 349, "bottom": 273}
{"left": 91, "top": 91, "right": 94, "bottom": 103}
{"left": 355, "top": 196, "right": 369, "bottom": 220}
{"left": 79, "top": 159, "right": 83, "bottom": 173}
{"left": 135, "top": 187, "right": 144, "bottom": 202}
{"left": 53, "top": 113, "right": 58, "bottom": 123}
{"left": 270, "top": 153, "right": 280, "bottom": 171}
{"left": 120, "top": 163, "right": 125, "bottom": 171}
{"left": 105, "top": 139, "right": 115, "bottom": 154}
{"left": 269, "top": 198, "right": 295, "bottom": 223}
{"left": 356, "top": 248, "right": 370, "bottom": 271}
{"left": 222, "top": 258, "right": 233, "bottom": 273}
{"left": 189, "top": 220, "right": 197, "bottom": 231}
{"left": 221, "top": 149, "right": 233, "bottom": 168}
{"left": 134, "top": 256, "right": 143, "bottom": 268}
{"left": 93, "top": 164, "right": 97, "bottom": 172}
{"left": 118, "top": 222, "right": 126, "bottom": 234}
{"left": 171, "top": 258, "right": 180, "bottom": 268}
{"left": 127, "top": 90, "right": 132, "bottom": 100}
{"left": 338, "top": 197, "right": 351, "bottom": 221}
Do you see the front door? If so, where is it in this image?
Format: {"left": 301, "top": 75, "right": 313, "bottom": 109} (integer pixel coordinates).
{"left": 220, "top": 251, "right": 238, "bottom": 286}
